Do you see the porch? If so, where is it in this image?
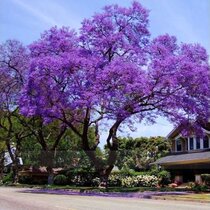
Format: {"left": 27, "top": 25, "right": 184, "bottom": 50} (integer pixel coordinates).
{"left": 153, "top": 151, "right": 210, "bottom": 183}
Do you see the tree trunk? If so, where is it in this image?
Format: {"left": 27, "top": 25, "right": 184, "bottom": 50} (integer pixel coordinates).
{"left": 13, "top": 139, "right": 22, "bottom": 184}
{"left": 84, "top": 150, "right": 117, "bottom": 188}
{"left": 12, "top": 160, "right": 19, "bottom": 184}
{"left": 77, "top": 115, "right": 121, "bottom": 188}
{"left": 0, "top": 152, "right": 4, "bottom": 182}
{"left": 100, "top": 151, "right": 117, "bottom": 188}
{"left": 5, "top": 142, "right": 19, "bottom": 184}
{"left": 41, "top": 150, "right": 55, "bottom": 185}
{"left": 47, "top": 167, "right": 54, "bottom": 185}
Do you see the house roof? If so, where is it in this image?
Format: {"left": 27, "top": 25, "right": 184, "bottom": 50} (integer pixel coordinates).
{"left": 166, "top": 125, "right": 182, "bottom": 139}
{"left": 153, "top": 150, "right": 210, "bottom": 166}
{"left": 201, "top": 122, "right": 210, "bottom": 131}
{"left": 167, "top": 121, "right": 210, "bottom": 139}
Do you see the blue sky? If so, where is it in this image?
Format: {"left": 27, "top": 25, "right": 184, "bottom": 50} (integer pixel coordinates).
{"left": 0, "top": 0, "right": 209, "bottom": 139}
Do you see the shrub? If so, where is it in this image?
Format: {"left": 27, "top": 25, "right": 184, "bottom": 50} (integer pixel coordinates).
{"left": 190, "top": 182, "right": 208, "bottom": 193}
{"left": 110, "top": 170, "right": 131, "bottom": 177}
{"left": 201, "top": 174, "right": 210, "bottom": 186}
{"left": 19, "top": 175, "right": 33, "bottom": 184}
{"left": 149, "top": 166, "right": 160, "bottom": 177}
{"left": 108, "top": 174, "right": 124, "bottom": 187}
{"left": 121, "top": 176, "right": 135, "bottom": 187}
{"left": 54, "top": 174, "right": 67, "bottom": 185}
{"left": 92, "top": 177, "right": 100, "bottom": 187}
{"left": 129, "top": 171, "right": 150, "bottom": 176}
{"left": 65, "top": 168, "right": 98, "bottom": 186}
{"left": 137, "top": 175, "right": 158, "bottom": 187}
{"left": 108, "top": 170, "right": 150, "bottom": 187}
{"left": 2, "top": 172, "right": 13, "bottom": 184}
{"left": 158, "top": 170, "right": 171, "bottom": 187}
{"left": 121, "top": 175, "right": 158, "bottom": 187}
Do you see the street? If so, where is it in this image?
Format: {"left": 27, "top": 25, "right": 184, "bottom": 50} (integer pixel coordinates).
{"left": 0, "top": 187, "right": 209, "bottom": 210}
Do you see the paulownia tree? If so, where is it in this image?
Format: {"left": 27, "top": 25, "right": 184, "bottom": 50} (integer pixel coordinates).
{"left": 20, "top": 2, "right": 210, "bottom": 183}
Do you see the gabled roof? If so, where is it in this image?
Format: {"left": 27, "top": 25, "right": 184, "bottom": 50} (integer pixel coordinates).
{"left": 166, "top": 125, "right": 182, "bottom": 139}
{"left": 200, "top": 122, "right": 210, "bottom": 131}
{"left": 167, "top": 121, "right": 210, "bottom": 139}
{"left": 153, "top": 150, "right": 210, "bottom": 165}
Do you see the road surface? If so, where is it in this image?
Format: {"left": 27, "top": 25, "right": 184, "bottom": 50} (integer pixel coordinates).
{"left": 0, "top": 187, "right": 209, "bottom": 210}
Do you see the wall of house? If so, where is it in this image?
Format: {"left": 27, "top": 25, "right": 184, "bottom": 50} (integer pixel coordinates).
{"left": 171, "top": 138, "right": 187, "bottom": 152}
{"left": 171, "top": 140, "right": 175, "bottom": 152}
{"left": 171, "top": 134, "right": 210, "bottom": 153}
{"left": 182, "top": 138, "right": 188, "bottom": 152}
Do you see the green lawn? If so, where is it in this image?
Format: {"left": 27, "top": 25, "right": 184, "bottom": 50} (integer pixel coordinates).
{"left": 153, "top": 193, "right": 210, "bottom": 202}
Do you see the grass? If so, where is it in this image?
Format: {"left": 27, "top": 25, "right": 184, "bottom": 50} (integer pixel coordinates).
{"left": 153, "top": 193, "right": 210, "bottom": 202}
{"left": 43, "top": 185, "right": 192, "bottom": 193}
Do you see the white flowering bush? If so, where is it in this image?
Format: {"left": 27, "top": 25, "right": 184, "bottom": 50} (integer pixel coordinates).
{"left": 121, "top": 175, "right": 158, "bottom": 187}
{"left": 137, "top": 175, "right": 158, "bottom": 187}
{"left": 121, "top": 176, "right": 135, "bottom": 187}
{"left": 66, "top": 169, "right": 97, "bottom": 186}
{"left": 108, "top": 174, "right": 123, "bottom": 186}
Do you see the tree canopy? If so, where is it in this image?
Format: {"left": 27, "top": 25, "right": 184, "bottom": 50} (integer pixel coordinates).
{"left": 20, "top": 2, "right": 209, "bottom": 130}
{"left": 116, "top": 136, "right": 170, "bottom": 171}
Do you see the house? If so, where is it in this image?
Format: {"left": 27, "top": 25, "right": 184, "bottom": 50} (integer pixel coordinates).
{"left": 153, "top": 122, "right": 210, "bottom": 184}
{"left": 4, "top": 147, "right": 23, "bottom": 166}
{"left": 3, "top": 147, "right": 23, "bottom": 173}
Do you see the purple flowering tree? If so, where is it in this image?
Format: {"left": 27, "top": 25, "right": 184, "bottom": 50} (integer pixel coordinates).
{"left": 20, "top": 2, "right": 210, "bottom": 183}
{"left": 0, "top": 40, "right": 30, "bottom": 183}
{"left": 0, "top": 40, "right": 67, "bottom": 183}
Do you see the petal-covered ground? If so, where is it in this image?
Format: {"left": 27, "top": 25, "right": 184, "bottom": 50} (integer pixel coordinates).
{"left": 22, "top": 188, "right": 190, "bottom": 199}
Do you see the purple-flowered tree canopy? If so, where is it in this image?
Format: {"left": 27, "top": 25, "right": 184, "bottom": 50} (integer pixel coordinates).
{"left": 0, "top": 40, "right": 29, "bottom": 110}
{"left": 2, "top": 2, "right": 210, "bottom": 180}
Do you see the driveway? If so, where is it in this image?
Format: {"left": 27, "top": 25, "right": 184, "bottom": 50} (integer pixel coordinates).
{"left": 0, "top": 187, "right": 210, "bottom": 210}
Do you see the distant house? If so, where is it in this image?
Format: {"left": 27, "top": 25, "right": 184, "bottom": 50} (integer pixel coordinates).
{"left": 153, "top": 122, "right": 210, "bottom": 184}
{"left": 4, "top": 147, "right": 23, "bottom": 169}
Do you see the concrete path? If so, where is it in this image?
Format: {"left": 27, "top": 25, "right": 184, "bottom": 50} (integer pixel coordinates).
{"left": 0, "top": 187, "right": 210, "bottom": 210}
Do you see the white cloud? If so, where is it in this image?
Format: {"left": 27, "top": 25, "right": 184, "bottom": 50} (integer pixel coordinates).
{"left": 11, "top": 0, "right": 58, "bottom": 26}
{"left": 11, "top": 0, "right": 81, "bottom": 29}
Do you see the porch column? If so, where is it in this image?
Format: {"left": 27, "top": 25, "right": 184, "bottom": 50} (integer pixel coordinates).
{"left": 195, "top": 175, "right": 202, "bottom": 184}
{"left": 175, "top": 175, "right": 183, "bottom": 184}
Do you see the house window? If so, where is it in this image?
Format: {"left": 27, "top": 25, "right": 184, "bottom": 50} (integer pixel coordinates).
{"left": 196, "top": 137, "right": 200, "bottom": 149}
{"left": 203, "top": 136, "right": 209, "bottom": 149}
{"left": 176, "top": 139, "right": 182, "bottom": 152}
{"left": 189, "top": 137, "right": 194, "bottom": 150}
